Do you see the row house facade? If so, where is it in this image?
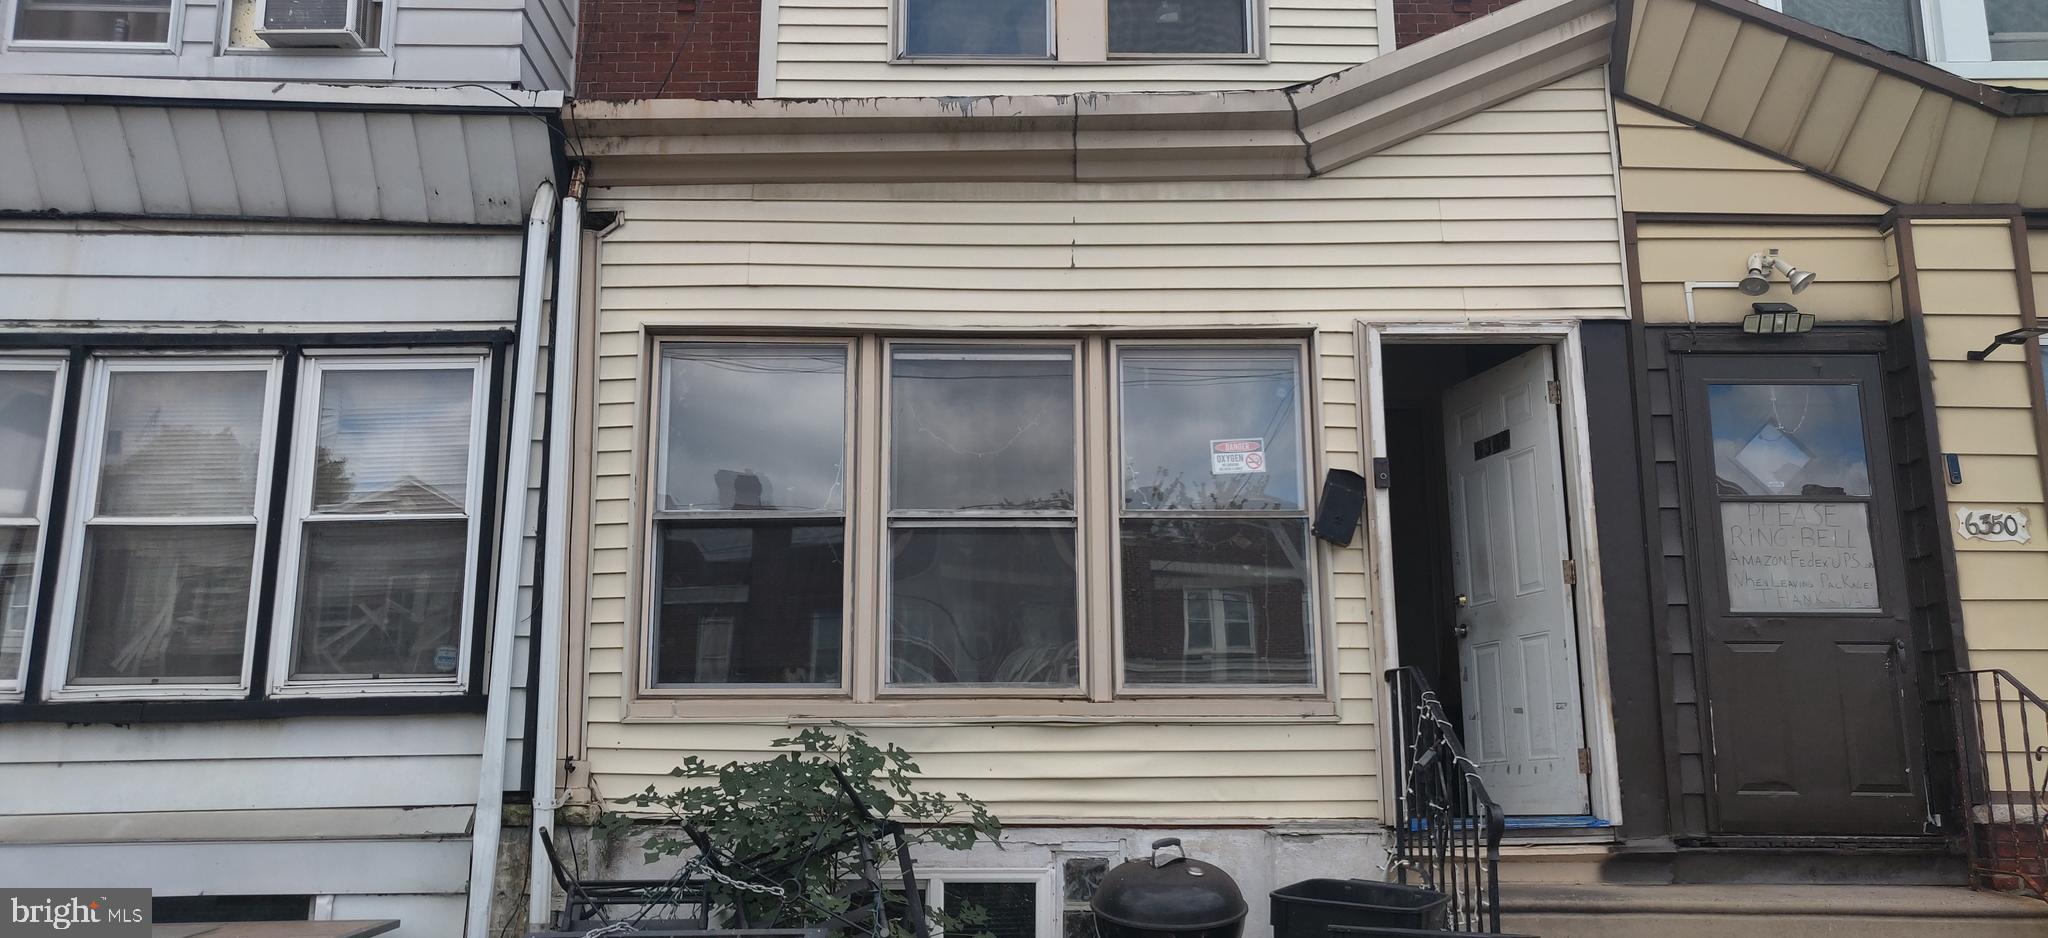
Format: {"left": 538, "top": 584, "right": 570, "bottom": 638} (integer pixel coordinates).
{"left": 6, "top": 0, "right": 2048, "bottom": 935}
{"left": 0, "top": 0, "right": 579, "bottom": 934}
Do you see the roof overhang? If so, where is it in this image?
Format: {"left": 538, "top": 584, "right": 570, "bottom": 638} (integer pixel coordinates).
{"left": 566, "top": 0, "right": 1614, "bottom": 186}
{"left": 1613, "top": 0, "right": 2048, "bottom": 208}
{"left": 0, "top": 77, "right": 561, "bottom": 225}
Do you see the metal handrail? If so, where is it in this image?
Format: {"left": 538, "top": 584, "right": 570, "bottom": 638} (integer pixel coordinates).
{"left": 1386, "top": 666, "right": 1506, "bottom": 933}
{"left": 1947, "top": 668, "right": 2048, "bottom": 898}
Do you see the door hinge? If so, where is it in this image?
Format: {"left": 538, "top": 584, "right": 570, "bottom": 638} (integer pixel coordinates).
{"left": 1546, "top": 380, "right": 1562, "bottom": 405}
{"left": 1562, "top": 557, "right": 1577, "bottom": 586}
{"left": 1578, "top": 748, "right": 1592, "bottom": 774}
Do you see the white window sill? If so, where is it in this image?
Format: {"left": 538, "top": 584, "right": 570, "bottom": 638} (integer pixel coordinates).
{"left": 5, "top": 40, "right": 178, "bottom": 54}
{"left": 1936, "top": 60, "right": 2048, "bottom": 81}
{"left": 623, "top": 695, "right": 1341, "bottom": 724}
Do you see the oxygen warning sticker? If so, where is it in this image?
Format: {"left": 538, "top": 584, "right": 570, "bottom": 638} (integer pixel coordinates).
{"left": 1210, "top": 438, "right": 1266, "bottom": 474}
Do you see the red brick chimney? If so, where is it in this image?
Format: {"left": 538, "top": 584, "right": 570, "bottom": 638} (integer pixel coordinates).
{"left": 577, "top": 0, "right": 761, "bottom": 101}
{"left": 1395, "top": 0, "right": 1526, "bottom": 48}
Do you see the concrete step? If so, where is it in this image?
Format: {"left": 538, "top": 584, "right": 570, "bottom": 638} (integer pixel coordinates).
{"left": 1499, "top": 846, "right": 1968, "bottom": 886}
{"left": 1500, "top": 883, "right": 2048, "bottom": 938}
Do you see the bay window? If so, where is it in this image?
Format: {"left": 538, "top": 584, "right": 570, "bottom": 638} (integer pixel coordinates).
{"left": 645, "top": 335, "right": 1322, "bottom": 709}
{"left": 1, "top": 341, "right": 500, "bottom": 713}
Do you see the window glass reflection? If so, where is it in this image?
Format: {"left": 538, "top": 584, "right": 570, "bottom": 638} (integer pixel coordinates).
{"left": 655, "top": 524, "right": 845, "bottom": 687}
{"left": 903, "top": 0, "right": 1049, "bottom": 57}
{"left": 891, "top": 345, "right": 1074, "bottom": 512}
{"left": 889, "top": 527, "right": 1078, "bottom": 687}
{"left": 1121, "top": 347, "right": 1304, "bottom": 511}
{"left": 1121, "top": 518, "right": 1312, "bottom": 685}
{"left": 1781, "top": 0, "right": 1917, "bottom": 56}
{"left": 1707, "top": 383, "right": 1871, "bottom": 497}
{"left": 660, "top": 345, "right": 846, "bottom": 513}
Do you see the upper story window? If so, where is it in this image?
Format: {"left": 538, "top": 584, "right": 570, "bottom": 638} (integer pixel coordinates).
{"left": 897, "top": 0, "right": 1259, "bottom": 60}
{"left": 10, "top": 0, "right": 175, "bottom": 46}
{"left": 1, "top": 343, "right": 497, "bottom": 709}
{"left": 646, "top": 335, "right": 1321, "bottom": 706}
{"left": 1764, "top": 1, "right": 2048, "bottom": 77}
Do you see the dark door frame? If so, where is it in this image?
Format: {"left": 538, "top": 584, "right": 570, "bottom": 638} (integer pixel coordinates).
{"left": 1668, "top": 331, "right": 1933, "bottom": 837}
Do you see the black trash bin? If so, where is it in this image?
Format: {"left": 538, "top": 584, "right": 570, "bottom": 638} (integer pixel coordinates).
{"left": 1270, "top": 879, "right": 1450, "bottom": 937}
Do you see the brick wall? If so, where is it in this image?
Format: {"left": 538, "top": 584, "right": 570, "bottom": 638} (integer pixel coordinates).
{"left": 577, "top": 0, "right": 760, "bottom": 101}
{"left": 1395, "top": 0, "right": 1525, "bottom": 48}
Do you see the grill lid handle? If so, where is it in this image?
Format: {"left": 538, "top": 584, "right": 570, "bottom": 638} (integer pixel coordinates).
{"left": 1150, "top": 837, "right": 1185, "bottom": 868}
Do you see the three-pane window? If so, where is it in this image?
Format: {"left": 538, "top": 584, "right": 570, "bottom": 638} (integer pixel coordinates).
{"left": 0, "top": 349, "right": 493, "bottom": 706}
{"left": 648, "top": 337, "right": 1320, "bottom": 702}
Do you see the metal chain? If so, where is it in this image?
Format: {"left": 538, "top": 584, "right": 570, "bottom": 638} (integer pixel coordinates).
{"left": 701, "top": 862, "right": 788, "bottom": 897}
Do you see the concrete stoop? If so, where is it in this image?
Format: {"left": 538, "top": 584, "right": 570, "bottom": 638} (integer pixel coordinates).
{"left": 1500, "top": 883, "right": 2048, "bottom": 938}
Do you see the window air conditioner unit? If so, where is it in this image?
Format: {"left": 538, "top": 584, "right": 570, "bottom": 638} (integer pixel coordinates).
{"left": 255, "top": 0, "right": 373, "bottom": 49}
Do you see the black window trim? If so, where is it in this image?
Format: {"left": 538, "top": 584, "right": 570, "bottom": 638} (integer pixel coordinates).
{"left": 0, "top": 330, "right": 510, "bottom": 724}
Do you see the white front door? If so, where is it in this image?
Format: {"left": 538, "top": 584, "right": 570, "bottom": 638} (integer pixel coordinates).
{"left": 1442, "top": 347, "right": 1589, "bottom": 817}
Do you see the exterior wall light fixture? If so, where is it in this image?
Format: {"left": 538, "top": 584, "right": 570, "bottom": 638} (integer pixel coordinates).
{"left": 1743, "top": 302, "right": 1816, "bottom": 335}
{"left": 1740, "top": 248, "right": 1818, "bottom": 296}
{"left": 1965, "top": 326, "right": 2048, "bottom": 361}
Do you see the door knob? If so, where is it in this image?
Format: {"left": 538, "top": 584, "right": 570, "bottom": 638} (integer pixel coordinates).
{"left": 1454, "top": 594, "right": 1470, "bottom": 608}
{"left": 1454, "top": 623, "right": 1471, "bottom": 639}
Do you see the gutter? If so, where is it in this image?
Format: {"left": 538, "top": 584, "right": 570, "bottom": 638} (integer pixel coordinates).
{"left": 0, "top": 74, "right": 563, "bottom": 112}
{"left": 527, "top": 162, "right": 586, "bottom": 930}
{"left": 463, "top": 178, "right": 556, "bottom": 938}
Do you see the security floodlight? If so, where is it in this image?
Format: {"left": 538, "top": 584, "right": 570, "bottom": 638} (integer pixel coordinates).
{"left": 1785, "top": 265, "right": 1817, "bottom": 293}
{"left": 1742, "top": 248, "right": 1818, "bottom": 295}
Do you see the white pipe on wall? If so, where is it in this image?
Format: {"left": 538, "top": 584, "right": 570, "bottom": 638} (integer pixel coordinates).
{"left": 528, "top": 166, "right": 585, "bottom": 929}
{"left": 464, "top": 179, "right": 556, "bottom": 938}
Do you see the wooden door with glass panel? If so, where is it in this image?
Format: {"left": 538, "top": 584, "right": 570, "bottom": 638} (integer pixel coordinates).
{"left": 1681, "top": 354, "right": 1925, "bottom": 836}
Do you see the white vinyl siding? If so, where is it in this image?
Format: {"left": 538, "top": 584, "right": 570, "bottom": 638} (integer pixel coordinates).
{"left": 576, "top": 70, "right": 1622, "bottom": 824}
{"left": 768, "top": 0, "right": 1380, "bottom": 97}
{"left": 522, "top": 0, "right": 576, "bottom": 92}
{"left": 0, "top": 0, "right": 531, "bottom": 85}
{"left": 0, "top": 714, "right": 481, "bottom": 938}
{"left": 0, "top": 220, "right": 522, "bottom": 328}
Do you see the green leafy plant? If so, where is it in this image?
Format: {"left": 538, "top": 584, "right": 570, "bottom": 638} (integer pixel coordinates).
{"left": 602, "top": 725, "right": 1002, "bottom": 937}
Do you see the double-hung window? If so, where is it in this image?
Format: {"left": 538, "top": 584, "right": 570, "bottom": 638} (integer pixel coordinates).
{"left": 270, "top": 355, "right": 489, "bottom": 695}
{"left": 1762, "top": 1, "right": 2048, "bottom": 78}
{"left": 646, "top": 335, "right": 1321, "bottom": 711}
{"left": 0, "top": 359, "right": 66, "bottom": 702}
{"left": 896, "top": 0, "right": 1258, "bottom": 59}
{"left": 52, "top": 357, "right": 282, "bottom": 698}
{"left": 6, "top": 345, "right": 495, "bottom": 710}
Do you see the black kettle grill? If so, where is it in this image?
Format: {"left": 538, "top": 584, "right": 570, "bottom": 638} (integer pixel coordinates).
{"left": 1090, "top": 838, "right": 1248, "bottom": 938}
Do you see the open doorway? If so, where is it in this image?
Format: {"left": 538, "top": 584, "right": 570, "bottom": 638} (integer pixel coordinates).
{"left": 1383, "top": 341, "right": 1594, "bottom": 822}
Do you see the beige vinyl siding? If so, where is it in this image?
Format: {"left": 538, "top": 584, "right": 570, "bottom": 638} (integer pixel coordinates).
{"left": 1634, "top": 222, "right": 1897, "bottom": 324}
{"left": 768, "top": 0, "right": 1378, "bottom": 98}
{"left": 573, "top": 72, "right": 1622, "bottom": 825}
{"left": 1615, "top": 102, "right": 1889, "bottom": 217}
{"left": 1913, "top": 219, "right": 2048, "bottom": 692}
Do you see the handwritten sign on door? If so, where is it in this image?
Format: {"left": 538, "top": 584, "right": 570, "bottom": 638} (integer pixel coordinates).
{"left": 1956, "top": 507, "right": 2031, "bottom": 543}
{"left": 1721, "top": 501, "right": 1880, "bottom": 613}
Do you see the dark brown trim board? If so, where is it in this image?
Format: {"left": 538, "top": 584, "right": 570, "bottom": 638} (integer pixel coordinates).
{"left": 1629, "top": 213, "right": 1887, "bottom": 228}
{"left": 1893, "top": 220, "right": 1973, "bottom": 670}
{"left": 1609, "top": 0, "right": 1634, "bottom": 96}
{"left": 1684, "top": 0, "right": 2048, "bottom": 118}
{"left": 1616, "top": 95, "right": 1899, "bottom": 208}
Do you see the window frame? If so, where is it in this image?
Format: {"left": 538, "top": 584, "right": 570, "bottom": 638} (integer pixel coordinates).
{"left": 644, "top": 335, "right": 859, "bottom": 697}
{"left": 42, "top": 353, "right": 285, "bottom": 702}
{"left": 0, "top": 355, "right": 69, "bottom": 702}
{"left": 878, "top": 337, "right": 1087, "bottom": 698}
{"left": 265, "top": 351, "right": 491, "bottom": 699}
{"left": 0, "top": 333, "right": 507, "bottom": 722}
{"left": 635, "top": 332, "right": 1332, "bottom": 715}
{"left": 4, "top": 0, "right": 185, "bottom": 53}
{"left": 1110, "top": 338, "right": 1320, "bottom": 696}
{"left": 891, "top": 867, "right": 1060, "bottom": 938}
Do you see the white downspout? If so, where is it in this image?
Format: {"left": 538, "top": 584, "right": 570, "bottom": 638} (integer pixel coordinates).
{"left": 464, "top": 179, "right": 556, "bottom": 938}
{"left": 528, "top": 164, "right": 585, "bottom": 930}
